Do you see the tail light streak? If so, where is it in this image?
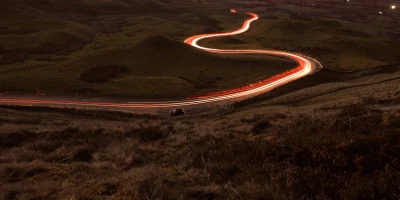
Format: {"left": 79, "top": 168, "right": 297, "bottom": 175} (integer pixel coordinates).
{"left": 0, "top": 12, "right": 321, "bottom": 109}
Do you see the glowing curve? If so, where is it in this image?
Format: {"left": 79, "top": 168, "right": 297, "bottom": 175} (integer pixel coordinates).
{"left": 0, "top": 11, "right": 322, "bottom": 110}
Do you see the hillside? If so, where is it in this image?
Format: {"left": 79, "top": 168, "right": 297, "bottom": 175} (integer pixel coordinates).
{"left": 0, "top": 1, "right": 299, "bottom": 98}
{"left": 203, "top": 16, "right": 400, "bottom": 71}
{"left": 4, "top": 0, "right": 172, "bottom": 16}
{"left": 1, "top": 62, "right": 399, "bottom": 199}
{"left": 0, "top": 0, "right": 175, "bottom": 65}
{"left": 0, "top": 35, "right": 295, "bottom": 98}
{"left": 0, "top": 19, "right": 95, "bottom": 65}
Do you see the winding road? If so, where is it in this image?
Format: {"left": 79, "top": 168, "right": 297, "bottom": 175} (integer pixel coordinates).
{"left": 0, "top": 11, "right": 322, "bottom": 112}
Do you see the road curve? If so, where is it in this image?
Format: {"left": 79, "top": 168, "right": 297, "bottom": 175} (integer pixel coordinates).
{"left": 0, "top": 11, "right": 322, "bottom": 111}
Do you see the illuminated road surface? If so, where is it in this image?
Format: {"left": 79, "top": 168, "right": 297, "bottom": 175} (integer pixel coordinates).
{"left": 0, "top": 11, "right": 322, "bottom": 111}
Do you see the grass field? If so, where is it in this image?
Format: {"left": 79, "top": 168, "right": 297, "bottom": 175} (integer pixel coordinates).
{"left": 0, "top": 18, "right": 95, "bottom": 65}
{"left": 1, "top": 1, "right": 399, "bottom": 97}
{"left": 202, "top": 13, "right": 400, "bottom": 71}
{"left": 0, "top": 6, "right": 297, "bottom": 98}
{"left": 0, "top": 34, "right": 295, "bottom": 98}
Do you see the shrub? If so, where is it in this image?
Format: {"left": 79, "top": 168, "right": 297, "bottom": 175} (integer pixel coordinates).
{"left": 251, "top": 120, "right": 272, "bottom": 134}
{"left": 72, "top": 148, "right": 93, "bottom": 162}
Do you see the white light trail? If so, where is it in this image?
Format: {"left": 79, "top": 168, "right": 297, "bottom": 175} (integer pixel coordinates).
{"left": 0, "top": 11, "right": 322, "bottom": 110}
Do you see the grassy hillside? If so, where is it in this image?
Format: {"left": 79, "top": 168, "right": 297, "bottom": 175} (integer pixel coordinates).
{"left": 0, "top": 0, "right": 174, "bottom": 65}
{"left": 202, "top": 14, "right": 400, "bottom": 71}
{"left": 1, "top": 0, "right": 399, "bottom": 98}
{"left": 5, "top": 0, "right": 172, "bottom": 16}
{"left": 0, "top": 19, "right": 94, "bottom": 64}
{"left": 0, "top": 1, "right": 299, "bottom": 98}
{"left": 0, "top": 35, "right": 295, "bottom": 98}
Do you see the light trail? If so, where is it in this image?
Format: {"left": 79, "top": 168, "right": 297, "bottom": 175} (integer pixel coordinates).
{"left": 0, "top": 11, "right": 321, "bottom": 111}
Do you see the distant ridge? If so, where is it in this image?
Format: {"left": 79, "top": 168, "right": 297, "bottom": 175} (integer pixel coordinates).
{"left": 134, "top": 35, "right": 210, "bottom": 58}
{"left": 3, "top": 0, "right": 172, "bottom": 17}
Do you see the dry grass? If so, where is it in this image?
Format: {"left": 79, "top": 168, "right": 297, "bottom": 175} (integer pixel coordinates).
{"left": 1, "top": 62, "right": 400, "bottom": 199}
{"left": 0, "top": 98, "right": 399, "bottom": 199}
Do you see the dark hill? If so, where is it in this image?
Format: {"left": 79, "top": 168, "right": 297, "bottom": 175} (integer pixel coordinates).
{"left": 212, "top": 37, "right": 247, "bottom": 44}
{"left": 2, "top": 0, "right": 173, "bottom": 33}
{"left": 1, "top": 34, "right": 295, "bottom": 98}
{"left": 5, "top": 0, "right": 171, "bottom": 16}
{"left": 134, "top": 35, "right": 209, "bottom": 58}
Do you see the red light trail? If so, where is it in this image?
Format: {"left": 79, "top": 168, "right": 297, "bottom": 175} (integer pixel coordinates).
{"left": 0, "top": 11, "right": 322, "bottom": 111}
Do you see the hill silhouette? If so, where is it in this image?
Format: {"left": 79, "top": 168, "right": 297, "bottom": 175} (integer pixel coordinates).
{"left": 4, "top": 0, "right": 171, "bottom": 17}
{"left": 0, "top": 0, "right": 176, "bottom": 65}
